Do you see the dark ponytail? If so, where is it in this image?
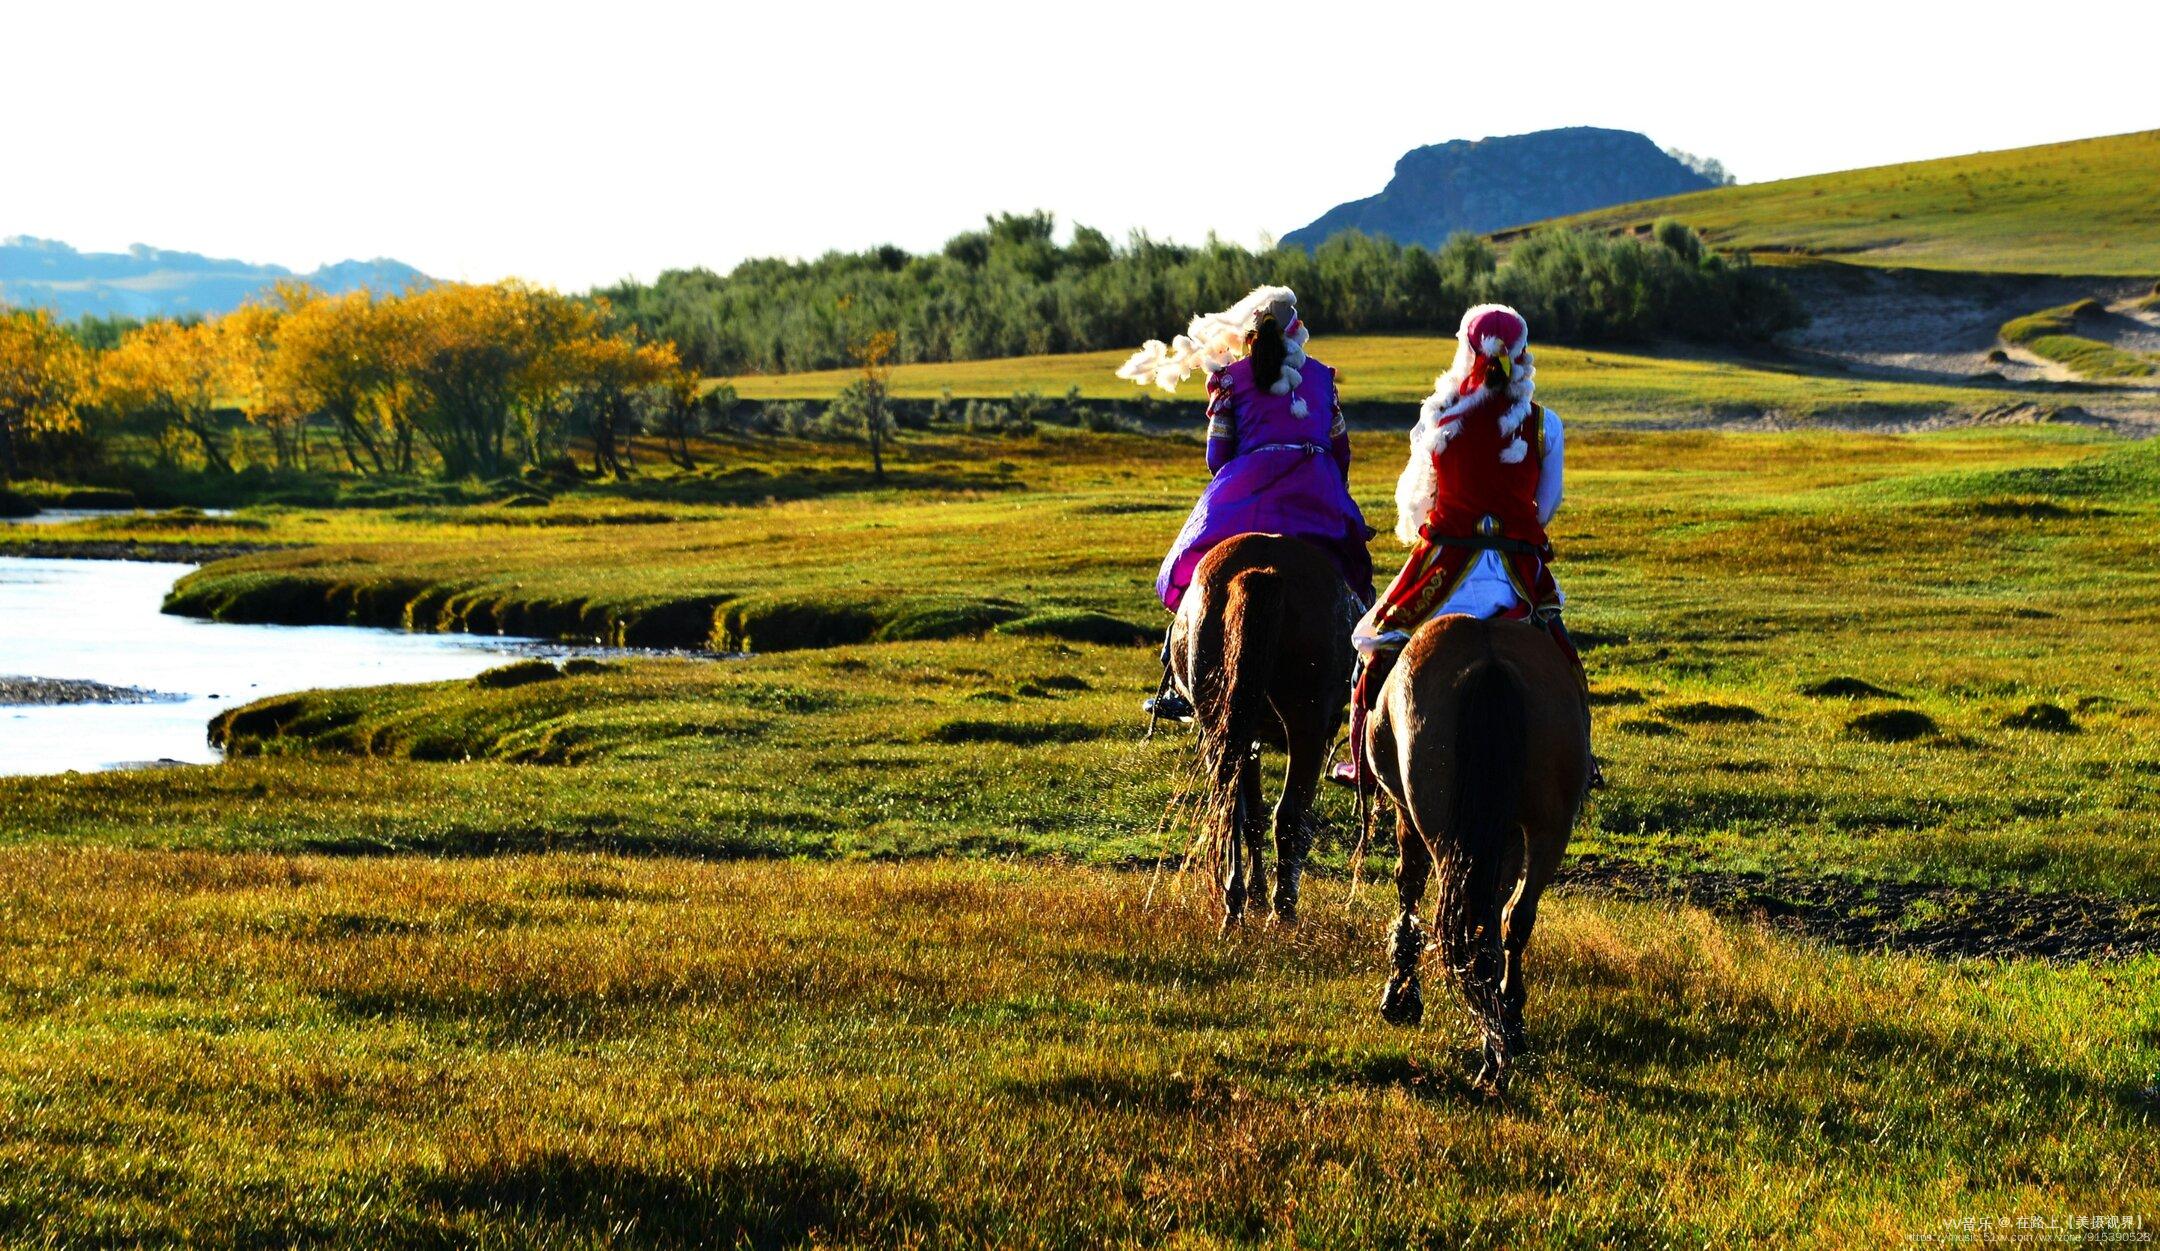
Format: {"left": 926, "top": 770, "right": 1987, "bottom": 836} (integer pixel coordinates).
{"left": 1248, "top": 315, "right": 1287, "bottom": 394}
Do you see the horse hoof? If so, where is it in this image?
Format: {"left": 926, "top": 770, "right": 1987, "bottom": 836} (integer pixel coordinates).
{"left": 1476, "top": 1039, "right": 1512, "bottom": 1097}
{"left": 1271, "top": 899, "right": 1299, "bottom": 927}
{"left": 1379, "top": 975, "right": 1423, "bottom": 1027}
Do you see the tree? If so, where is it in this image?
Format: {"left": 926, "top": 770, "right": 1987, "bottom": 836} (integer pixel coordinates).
{"left": 97, "top": 319, "right": 237, "bottom": 472}
{"left": 223, "top": 295, "right": 312, "bottom": 470}
{"left": 386, "top": 281, "right": 598, "bottom": 479}
{"left": 0, "top": 309, "right": 91, "bottom": 480}
{"left": 264, "top": 285, "right": 400, "bottom": 474}
{"left": 555, "top": 333, "right": 685, "bottom": 478}
{"left": 836, "top": 329, "right": 897, "bottom": 481}
{"left": 653, "top": 379, "right": 730, "bottom": 470}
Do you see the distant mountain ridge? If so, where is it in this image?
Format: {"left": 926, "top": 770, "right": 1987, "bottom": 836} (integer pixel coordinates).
{"left": 0, "top": 236, "right": 430, "bottom": 321}
{"left": 1282, "top": 126, "right": 1718, "bottom": 250}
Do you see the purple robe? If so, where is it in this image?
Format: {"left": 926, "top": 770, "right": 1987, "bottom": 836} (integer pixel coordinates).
{"left": 1156, "top": 355, "right": 1375, "bottom": 611}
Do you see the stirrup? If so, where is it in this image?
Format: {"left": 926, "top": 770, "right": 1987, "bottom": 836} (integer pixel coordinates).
{"left": 1142, "top": 690, "right": 1194, "bottom": 723}
{"left": 1327, "top": 758, "right": 1360, "bottom": 789}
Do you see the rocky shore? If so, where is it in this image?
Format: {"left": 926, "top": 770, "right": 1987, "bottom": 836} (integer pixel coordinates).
{"left": 0, "top": 538, "right": 286, "bottom": 563}
{"left": 0, "top": 676, "right": 189, "bottom": 706}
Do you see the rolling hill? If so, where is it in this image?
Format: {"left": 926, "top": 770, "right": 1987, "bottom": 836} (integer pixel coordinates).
{"left": 1530, "top": 129, "right": 2160, "bottom": 277}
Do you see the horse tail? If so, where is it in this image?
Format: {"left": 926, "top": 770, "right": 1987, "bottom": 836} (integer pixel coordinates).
{"left": 1197, "top": 567, "right": 1284, "bottom": 851}
{"left": 1434, "top": 655, "right": 1525, "bottom": 1049}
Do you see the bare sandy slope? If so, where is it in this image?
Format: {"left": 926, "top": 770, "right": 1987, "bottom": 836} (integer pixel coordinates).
{"left": 1771, "top": 264, "right": 2160, "bottom": 429}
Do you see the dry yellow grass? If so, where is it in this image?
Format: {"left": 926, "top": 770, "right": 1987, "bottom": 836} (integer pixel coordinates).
{"left": 1, "top": 850, "right": 2152, "bottom": 1246}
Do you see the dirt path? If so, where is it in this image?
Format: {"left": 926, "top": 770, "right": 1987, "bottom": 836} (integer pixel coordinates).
{"left": 1556, "top": 854, "right": 2160, "bottom": 963}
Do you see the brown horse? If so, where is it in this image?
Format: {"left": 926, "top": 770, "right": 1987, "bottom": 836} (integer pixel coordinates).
{"left": 1169, "top": 533, "right": 1361, "bottom": 927}
{"left": 1365, "top": 613, "right": 1590, "bottom": 1091}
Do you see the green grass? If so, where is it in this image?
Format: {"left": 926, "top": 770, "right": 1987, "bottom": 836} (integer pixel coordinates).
{"left": 9, "top": 420, "right": 2160, "bottom": 1241}
{"left": 0, "top": 851, "right": 2152, "bottom": 1246}
{"left": 10, "top": 426, "right": 2160, "bottom": 900}
{"left": 724, "top": 335, "right": 2030, "bottom": 420}
{"left": 1542, "top": 130, "right": 2160, "bottom": 277}
{"left": 2001, "top": 300, "right": 2159, "bottom": 379}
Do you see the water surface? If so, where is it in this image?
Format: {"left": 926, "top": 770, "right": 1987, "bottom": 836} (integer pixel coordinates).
{"left": 0, "top": 558, "right": 565, "bottom": 775}
{"left": 1, "top": 507, "right": 232, "bottom": 527}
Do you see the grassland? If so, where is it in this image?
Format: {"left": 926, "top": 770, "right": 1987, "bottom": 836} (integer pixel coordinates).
{"left": 7, "top": 414, "right": 2160, "bottom": 1243}
{"left": 2001, "top": 300, "right": 2160, "bottom": 380}
{"left": 9, "top": 423, "right": 2160, "bottom": 900}
{"left": 1540, "top": 130, "right": 2160, "bottom": 277}
{"left": 723, "top": 334, "right": 2032, "bottom": 419}
{"left": 1, "top": 852, "right": 2152, "bottom": 1247}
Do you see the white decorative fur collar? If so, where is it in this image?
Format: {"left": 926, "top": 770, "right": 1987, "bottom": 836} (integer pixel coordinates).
{"left": 1392, "top": 340, "right": 1537, "bottom": 545}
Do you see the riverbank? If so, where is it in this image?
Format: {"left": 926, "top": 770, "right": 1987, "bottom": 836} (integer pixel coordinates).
{"left": 0, "top": 537, "right": 287, "bottom": 563}
{"left": 0, "top": 675, "right": 185, "bottom": 706}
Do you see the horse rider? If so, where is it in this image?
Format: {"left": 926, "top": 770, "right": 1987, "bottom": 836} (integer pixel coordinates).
{"left": 1117, "top": 286, "right": 1376, "bottom": 722}
{"left": 1332, "top": 303, "right": 1603, "bottom": 788}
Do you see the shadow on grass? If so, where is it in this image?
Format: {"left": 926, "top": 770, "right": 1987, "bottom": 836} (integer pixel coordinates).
{"left": 601, "top": 464, "right": 1024, "bottom": 506}
{"left": 420, "top": 1152, "right": 938, "bottom": 1250}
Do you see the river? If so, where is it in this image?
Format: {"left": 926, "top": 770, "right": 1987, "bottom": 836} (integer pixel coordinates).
{"left": 0, "top": 554, "right": 581, "bottom": 776}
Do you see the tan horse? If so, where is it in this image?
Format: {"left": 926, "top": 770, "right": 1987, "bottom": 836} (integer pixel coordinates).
{"left": 1365, "top": 613, "right": 1590, "bottom": 1091}
{"left": 1170, "top": 533, "right": 1361, "bottom": 927}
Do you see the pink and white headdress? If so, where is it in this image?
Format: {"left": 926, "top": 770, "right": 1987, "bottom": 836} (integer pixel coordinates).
{"left": 1116, "top": 285, "right": 1312, "bottom": 415}
{"left": 1392, "top": 304, "right": 1537, "bottom": 544}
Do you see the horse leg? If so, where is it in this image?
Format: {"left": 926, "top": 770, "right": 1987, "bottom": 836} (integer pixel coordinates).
{"left": 1498, "top": 888, "right": 1541, "bottom": 1060}
{"left": 1498, "top": 816, "right": 1568, "bottom": 1058}
{"left": 1221, "top": 766, "right": 1248, "bottom": 931}
{"left": 1379, "top": 809, "right": 1431, "bottom": 1026}
{"left": 1240, "top": 747, "right": 1268, "bottom": 925}
{"left": 1269, "top": 724, "right": 1324, "bottom": 924}
{"left": 1477, "top": 837, "right": 1536, "bottom": 1092}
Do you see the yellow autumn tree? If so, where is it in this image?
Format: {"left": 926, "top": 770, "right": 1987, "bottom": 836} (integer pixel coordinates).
{"left": 555, "top": 331, "right": 687, "bottom": 477}
{"left": 262, "top": 284, "right": 406, "bottom": 474}
{"left": 98, "top": 319, "right": 239, "bottom": 472}
{"left": 387, "top": 281, "right": 600, "bottom": 478}
{"left": 0, "top": 308, "right": 92, "bottom": 481}
{"left": 223, "top": 290, "right": 313, "bottom": 470}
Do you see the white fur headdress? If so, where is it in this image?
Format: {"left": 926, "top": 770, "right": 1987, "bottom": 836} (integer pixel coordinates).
{"left": 1393, "top": 303, "right": 1537, "bottom": 545}
{"left": 1116, "top": 285, "right": 1313, "bottom": 417}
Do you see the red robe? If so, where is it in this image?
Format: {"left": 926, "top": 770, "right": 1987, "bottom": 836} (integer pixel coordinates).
{"left": 1368, "top": 397, "right": 1574, "bottom": 664}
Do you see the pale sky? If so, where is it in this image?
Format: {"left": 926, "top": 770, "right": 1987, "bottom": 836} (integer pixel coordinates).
{"left": 8, "top": 0, "right": 2155, "bottom": 292}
